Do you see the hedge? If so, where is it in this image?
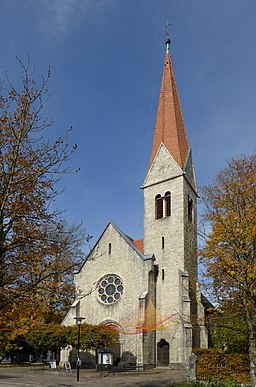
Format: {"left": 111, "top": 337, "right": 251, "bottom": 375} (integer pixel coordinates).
{"left": 193, "top": 349, "right": 250, "bottom": 384}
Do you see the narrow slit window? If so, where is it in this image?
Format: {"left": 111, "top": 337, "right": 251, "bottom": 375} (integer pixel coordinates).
{"left": 162, "top": 236, "right": 165, "bottom": 249}
{"left": 165, "top": 191, "right": 171, "bottom": 217}
{"left": 162, "top": 268, "right": 165, "bottom": 280}
{"left": 155, "top": 194, "right": 163, "bottom": 219}
{"left": 188, "top": 195, "right": 193, "bottom": 222}
{"left": 108, "top": 243, "right": 112, "bottom": 255}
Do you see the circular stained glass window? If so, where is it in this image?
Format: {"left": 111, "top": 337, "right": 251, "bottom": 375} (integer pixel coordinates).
{"left": 98, "top": 275, "right": 124, "bottom": 305}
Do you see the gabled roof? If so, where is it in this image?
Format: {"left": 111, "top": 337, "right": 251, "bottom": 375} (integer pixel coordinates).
{"left": 77, "top": 222, "right": 153, "bottom": 273}
{"left": 148, "top": 39, "right": 189, "bottom": 169}
{"left": 110, "top": 222, "right": 151, "bottom": 260}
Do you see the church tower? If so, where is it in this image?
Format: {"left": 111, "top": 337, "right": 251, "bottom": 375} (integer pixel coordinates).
{"left": 142, "top": 37, "right": 201, "bottom": 367}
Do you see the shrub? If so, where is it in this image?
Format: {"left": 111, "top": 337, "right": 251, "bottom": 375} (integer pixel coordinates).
{"left": 194, "top": 349, "right": 250, "bottom": 385}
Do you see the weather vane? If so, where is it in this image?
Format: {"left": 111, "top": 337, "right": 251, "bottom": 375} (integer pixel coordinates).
{"left": 164, "top": 22, "right": 171, "bottom": 40}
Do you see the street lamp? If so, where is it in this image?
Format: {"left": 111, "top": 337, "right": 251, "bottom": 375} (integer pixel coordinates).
{"left": 74, "top": 317, "right": 85, "bottom": 382}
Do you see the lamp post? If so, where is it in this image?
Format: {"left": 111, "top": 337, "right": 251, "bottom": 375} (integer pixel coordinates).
{"left": 74, "top": 317, "right": 85, "bottom": 382}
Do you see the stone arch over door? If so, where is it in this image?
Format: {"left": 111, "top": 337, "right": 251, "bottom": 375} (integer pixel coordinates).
{"left": 102, "top": 321, "right": 122, "bottom": 366}
{"left": 157, "top": 339, "right": 169, "bottom": 366}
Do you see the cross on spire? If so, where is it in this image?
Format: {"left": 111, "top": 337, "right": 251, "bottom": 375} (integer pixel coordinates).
{"left": 164, "top": 22, "right": 171, "bottom": 39}
{"left": 164, "top": 22, "right": 171, "bottom": 54}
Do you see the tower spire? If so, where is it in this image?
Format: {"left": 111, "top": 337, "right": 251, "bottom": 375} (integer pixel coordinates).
{"left": 148, "top": 33, "right": 189, "bottom": 169}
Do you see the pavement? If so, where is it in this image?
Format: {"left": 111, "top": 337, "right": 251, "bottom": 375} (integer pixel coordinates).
{"left": 0, "top": 366, "right": 188, "bottom": 387}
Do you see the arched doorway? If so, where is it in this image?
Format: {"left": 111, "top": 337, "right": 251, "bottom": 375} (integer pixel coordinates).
{"left": 157, "top": 339, "right": 169, "bottom": 366}
{"left": 103, "top": 322, "right": 122, "bottom": 365}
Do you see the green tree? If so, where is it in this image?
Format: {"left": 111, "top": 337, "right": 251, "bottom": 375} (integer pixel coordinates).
{"left": 25, "top": 324, "right": 70, "bottom": 355}
{"left": 69, "top": 323, "right": 118, "bottom": 351}
{"left": 6, "top": 323, "right": 118, "bottom": 361}
{"left": 208, "top": 302, "right": 249, "bottom": 354}
{"left": 199, "top": 153, "right": 256, "bottom": 386}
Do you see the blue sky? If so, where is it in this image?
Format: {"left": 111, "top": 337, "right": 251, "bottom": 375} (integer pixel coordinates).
{"left": 1, "top": 0, "right": 256, "bottom": 247}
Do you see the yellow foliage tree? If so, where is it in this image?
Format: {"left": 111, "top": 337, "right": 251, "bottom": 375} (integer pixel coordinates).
{"left": 0, "top": 59, "right": 87, "bottom": 331}
{"left": 199, "top": 153, "right": 256, "bottom": 386}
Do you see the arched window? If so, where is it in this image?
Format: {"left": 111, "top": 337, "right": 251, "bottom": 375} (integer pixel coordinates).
{"left": 155, "top": 194, "right": 163, "bottom": 219}
{"left": 165, "top": 191, "right": 171, "bottom": 217}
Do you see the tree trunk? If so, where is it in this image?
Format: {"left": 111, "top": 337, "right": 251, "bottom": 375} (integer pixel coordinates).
{"left": 243, "top": 296, "right": 256, "bottom": 386}
{"left": 248, "top": 332, "right": 256, "bottom": 386}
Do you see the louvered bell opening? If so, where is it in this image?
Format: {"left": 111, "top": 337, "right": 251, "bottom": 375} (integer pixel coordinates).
{"left": 155, "top": 194, "right": 163, "bottom": 219}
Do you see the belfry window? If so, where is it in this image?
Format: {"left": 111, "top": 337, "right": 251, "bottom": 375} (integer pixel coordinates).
{"left": 155, "top": 192, "right": 171, "bottom": 219}
{"left": 155, "top": 194, "right": 163, "bottom": 219}
{"left": 188, "top": 195, "right": 193, "bottom": 222}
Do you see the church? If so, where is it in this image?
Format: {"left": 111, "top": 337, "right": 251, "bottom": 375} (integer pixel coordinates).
{"left": 62, "top": 37, "right": 209, "bottom": 369}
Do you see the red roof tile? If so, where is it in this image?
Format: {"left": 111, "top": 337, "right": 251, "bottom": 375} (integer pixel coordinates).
{"left": 133, "top": 238, "right": 144, "bottom": 253}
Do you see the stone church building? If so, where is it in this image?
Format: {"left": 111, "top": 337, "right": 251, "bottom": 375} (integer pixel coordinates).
{"left": 62, "top": 38, "right": 208, "bottom": 369}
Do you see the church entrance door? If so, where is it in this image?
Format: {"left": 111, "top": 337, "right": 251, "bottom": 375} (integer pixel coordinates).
{"left": 111, "top": 341, "right": 121, "bottom": 365}
{"left": 157, "top": 339, "right": 169, "bottom": 366}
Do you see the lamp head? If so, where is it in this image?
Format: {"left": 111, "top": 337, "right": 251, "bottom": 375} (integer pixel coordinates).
{"left": 74, "top": 317, "right": 85, "bottom": 325}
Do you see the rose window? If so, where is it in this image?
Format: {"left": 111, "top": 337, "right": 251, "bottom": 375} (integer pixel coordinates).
{"left": 97, "top": 275, "right": 124, "bottom": 305}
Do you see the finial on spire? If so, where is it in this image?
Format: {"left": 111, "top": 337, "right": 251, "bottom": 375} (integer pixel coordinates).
{"left": 164, "top": 22, "right": 171, "bottom": 54}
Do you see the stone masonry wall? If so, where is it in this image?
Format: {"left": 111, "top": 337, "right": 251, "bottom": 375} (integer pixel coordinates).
{"left": 143, "top": 147, "right": 193, "bottom": 366}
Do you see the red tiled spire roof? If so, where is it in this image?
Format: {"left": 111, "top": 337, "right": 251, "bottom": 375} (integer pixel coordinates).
{"left": 149, "top": 39, "right": 189, "bottom": 169}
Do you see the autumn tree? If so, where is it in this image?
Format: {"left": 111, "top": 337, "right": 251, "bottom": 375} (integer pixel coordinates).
{"left": 0, "top": 59, "right": 87, "bottom": 328}
{"left": 199, "top": 153, "right": 256, "bottom": 386}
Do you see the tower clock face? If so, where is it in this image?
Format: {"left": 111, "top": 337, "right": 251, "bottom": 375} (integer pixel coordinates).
{"left": 97, "top": 275, "right": 124, "bottom": 305}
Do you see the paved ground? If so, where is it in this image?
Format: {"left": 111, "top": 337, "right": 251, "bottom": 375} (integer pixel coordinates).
{"left": 0, "top": 366, "right": 188, "bottom": 387}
